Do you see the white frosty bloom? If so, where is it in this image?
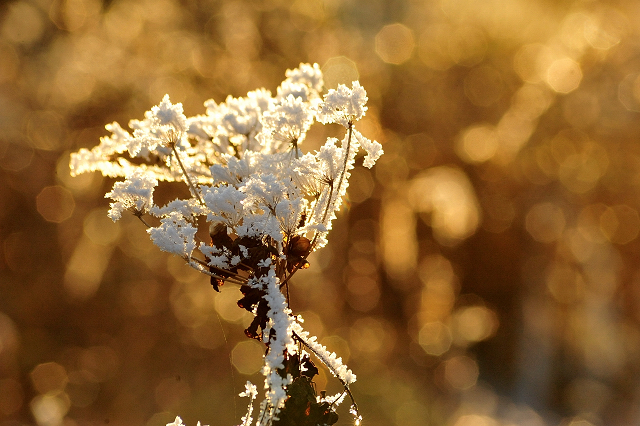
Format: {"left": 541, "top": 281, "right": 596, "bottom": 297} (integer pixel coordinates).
{"left": 284, "top": 62, "right": 323, "bottom": 94}
{"left": 219, "top": 95, "right": 261, "bottom": 136}
{"left": 242, "top": 173, "right": 286, "bottom": 212}
{"left": 276, "top": 63, "right": 323, "bottom": 102}
{"left": 147, "top": 212, "right": 197, "bottom": 257}
{"left": 261, "top": 94, "right": 314, "bottom": 154}
{"left": 276, "top": 81, "right": 313, "bottom": 103}
{"left": 127, "top": 95, "right": 188, "bottom": 158}
{"left": 69, "top": 122, "right": 134, "bottom": 178}
{"left": 316, "top": 81, "right": 368, "bottom": 127}
{"left": 151, "top": 198, "right": 202, "bottom": 219}
{"left": 202, "top": 185, "right": 246, "bottom": 228}
{"left": 69, "top": 122, "right": 179, "bottom": 182}
{"left": 105, "top": 170, "right": 158, "bottom": 221}
{"left": 275, "top": 198, "right": 307, "bottom": 235}
{"left": 150, "top": 94, "right": 188, "bottom": 131}
{"left": 204, "top": 89, "right": 273, "bottom": 157}
{"left": 290, "top": 153, "right": 324, "bottom": 198}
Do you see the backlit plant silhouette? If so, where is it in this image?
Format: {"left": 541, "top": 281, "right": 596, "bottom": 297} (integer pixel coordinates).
{"left": 70, "top": 63, "right": 382, "bottom": 426}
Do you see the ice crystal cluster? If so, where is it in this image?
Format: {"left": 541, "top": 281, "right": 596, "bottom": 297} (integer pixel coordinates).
{"left": 70, "top": 63, "right": 382, "bottom": 425}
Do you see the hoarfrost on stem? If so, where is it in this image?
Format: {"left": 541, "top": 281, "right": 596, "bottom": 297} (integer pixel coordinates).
{"left": 70, "top": 63, "right": 382, "bottom": 426}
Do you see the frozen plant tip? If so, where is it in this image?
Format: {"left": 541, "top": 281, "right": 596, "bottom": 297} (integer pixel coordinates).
{"left": 70, "top": 63, "right": 383, "bottom": 425}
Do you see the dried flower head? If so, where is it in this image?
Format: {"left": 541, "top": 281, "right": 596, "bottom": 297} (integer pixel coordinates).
{"left": 70, "top": 63, "right": 383, "bottom": 426}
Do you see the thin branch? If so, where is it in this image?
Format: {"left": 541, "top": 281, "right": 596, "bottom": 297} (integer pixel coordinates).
{"left": 172, "top": 144, "right": 205, "bottom": 206}
{"left": 185, "top": 256, "right": 248, "bottom": 285}
{"left": 190, "top": 256, "right": 249, "bottom": 281}
{"left": 284, "top": 278, "right": 291, "bottom": 308}
{"left": 132, "top": 210, "right": 153, "bottom": 228}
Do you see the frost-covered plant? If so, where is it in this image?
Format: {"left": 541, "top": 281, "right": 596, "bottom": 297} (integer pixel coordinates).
{"left": 70, "top": 63, "right": 382, "bottom": 426}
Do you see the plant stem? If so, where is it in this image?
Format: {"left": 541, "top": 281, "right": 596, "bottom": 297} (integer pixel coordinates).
{"left": 186, "top": 256, "right": 247, "bottom": 285}
{"left": 172, "top": 145, "right": 205, "bottom": 206}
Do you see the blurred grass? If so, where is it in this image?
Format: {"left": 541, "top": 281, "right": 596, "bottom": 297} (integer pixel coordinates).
{"left": 2, "top": 0, "right": 640, "bottom": 425}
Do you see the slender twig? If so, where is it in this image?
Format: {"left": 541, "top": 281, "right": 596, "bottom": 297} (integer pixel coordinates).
{"left": 172, "top": 144, "right": 205, "bottom": 206}
{"left": 237, "top": 262, "right": 256, "bottom": 273}
{"left": 284, "top": 278, "right": 291, "bottom": 307}
{"left": 191, "top": 256, "right": 249, "bottom": 282}
{"left": 185, "top": 256, "right": 248, "bottom": 285}
{"left": 132, "top": 210, "right": 153, "bottom": 228}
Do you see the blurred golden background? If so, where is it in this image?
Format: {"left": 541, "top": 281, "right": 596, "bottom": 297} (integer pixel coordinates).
{"left": 2, "top": 0, "right": 640, "bottom": 425}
